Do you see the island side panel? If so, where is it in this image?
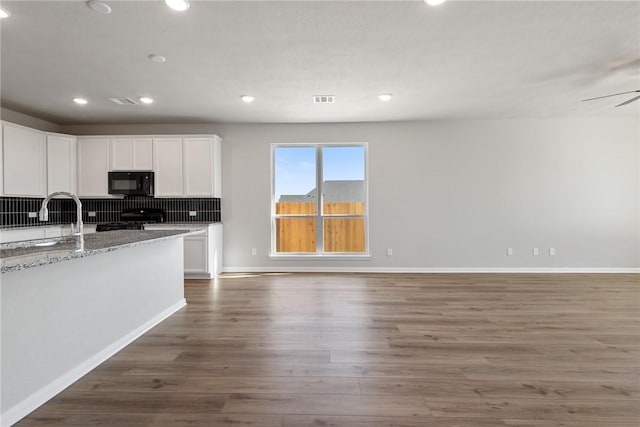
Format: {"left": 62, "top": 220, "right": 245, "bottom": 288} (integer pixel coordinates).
{"left": 1, "top": 237, "right": 185, "bottom": 425}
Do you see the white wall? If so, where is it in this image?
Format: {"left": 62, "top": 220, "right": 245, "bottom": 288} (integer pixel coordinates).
{"left": 63, "top": 117, "right": 639, "bottom": 271}
{"left": 0, "top": 108, "right": 61, "bottom": 133}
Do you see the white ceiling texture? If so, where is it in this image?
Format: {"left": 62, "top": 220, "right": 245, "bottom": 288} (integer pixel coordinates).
{"left": 1, "top": 0, "right": 639, "bottom": 125}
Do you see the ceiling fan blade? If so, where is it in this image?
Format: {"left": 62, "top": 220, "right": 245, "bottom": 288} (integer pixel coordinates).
{"left": 615, "top": 94, "right": 640, "bottom": 107}
{"left": 582, "top": 89, "right": 640, "bottom": 102}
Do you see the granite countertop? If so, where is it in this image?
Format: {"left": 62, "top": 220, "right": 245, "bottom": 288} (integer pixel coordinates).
{"left": 0, "top": 222, "right": 221, "bottom": 231}
{"left": 1, "top": 230, "right": 193, "bottom": 274}
{"left": 143, "top": 222, "right": 220, "bottom": 227}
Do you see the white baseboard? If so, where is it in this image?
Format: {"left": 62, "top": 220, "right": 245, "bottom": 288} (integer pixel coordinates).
{"left": 1, "top": 299, "right": 187, "bottom": 427}
{"left": 223, "top": 266, "right": 639, "bottom": 274}
{"left": 185, "top": 273, "right": 214, "bottom": 280}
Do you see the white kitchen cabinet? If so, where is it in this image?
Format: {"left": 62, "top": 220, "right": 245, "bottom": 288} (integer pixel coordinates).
{"left": 47, "top": 134, "right": 77, "bottom": 194}
{"left": 109, "top": 138, "right": 153, "bottom": 171}
{"left": 2, "top": 123, "right": 47, "bottom": 197}
{"left": 183, "top": 137, "right": 221, "bottom": 197}
{"left": 0, "top": 224, "right": 97, "bottom": 243}
{"left": 184, "top": 234, "right": 208, "bottom": 274}
{"left": 0, "top": 226, "right": 60, "bottom": 243}
{"left": 155, "top": 136, "right": 221, "bottom": 198}
{"left": 0, "top": 123, "right": 4, "bottom": 196}
{"left": 77, "top": 138, "right": 110, "bottom": 197}
{"left": 144, "top": 223, "right": 223, "bottom": 278}
{"left": 153, "top": 138, "right": 184, "bottom": 197}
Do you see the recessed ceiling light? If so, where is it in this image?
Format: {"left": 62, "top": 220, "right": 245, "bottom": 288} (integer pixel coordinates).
{"left": 73, "top": 97, "right": 88, "bottom": 105}
{"left": 0, "top": 7, "right": 11, "bottom": 18}
{"left": 139, "top": 97, "right": 154, "bottom": 104}
{"left": 241, "top": 95, "right": 255, "bottom": 103}
{"left": 425, "top": 0, "right": 447, "bottom": 5}
{"left": 378, "top": 93, "right": 393, "bottom": 102}
{"left": 87, "top": 0, "right": 112, "bottom": 15}
{"left": 148, "top": 54, "right": 167, "bottom": 63}
{"left": 165, "top": 0, "right": 190, "bottom": 12}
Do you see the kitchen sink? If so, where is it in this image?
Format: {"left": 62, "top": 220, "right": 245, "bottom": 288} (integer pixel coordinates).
{"left": 0, "top": 236, "right": 74, "bottom": 250}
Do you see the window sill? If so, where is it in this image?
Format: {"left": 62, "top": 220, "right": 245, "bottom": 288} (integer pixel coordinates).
{"left": 269, "top": 254, "right": 371, "bottom": 260}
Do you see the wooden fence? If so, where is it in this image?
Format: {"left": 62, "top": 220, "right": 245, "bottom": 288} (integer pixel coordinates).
{"left": 275, "top": 202, "right": 365, "bottom": 253}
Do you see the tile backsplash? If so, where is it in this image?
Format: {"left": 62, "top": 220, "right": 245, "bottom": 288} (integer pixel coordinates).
{"left": 0, "top": 196, "right": 221, "bottom": 228}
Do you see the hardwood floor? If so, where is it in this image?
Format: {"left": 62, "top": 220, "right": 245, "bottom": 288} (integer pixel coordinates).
{"left": 16, "top": 273, "right": 640, "bottom": 426}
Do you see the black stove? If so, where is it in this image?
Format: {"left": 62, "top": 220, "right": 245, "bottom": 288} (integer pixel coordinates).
{"left": 96, "top": 208, "right": 166, "bottom": 232}
{"left": 96, "top": 222, "right": 146, "bottom": 232}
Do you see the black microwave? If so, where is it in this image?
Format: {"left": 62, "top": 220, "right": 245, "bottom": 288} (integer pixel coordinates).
{"left": 108, "top": 171, "right": 154, "bottom": 196}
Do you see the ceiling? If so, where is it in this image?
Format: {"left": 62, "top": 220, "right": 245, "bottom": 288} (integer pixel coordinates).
{"left": 1, "top": 0, "right": 639, "bottom": 125}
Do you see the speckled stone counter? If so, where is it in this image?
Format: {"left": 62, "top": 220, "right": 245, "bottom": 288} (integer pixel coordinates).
{"left": 1, "top": 230, "right": 192, "bottom": 273}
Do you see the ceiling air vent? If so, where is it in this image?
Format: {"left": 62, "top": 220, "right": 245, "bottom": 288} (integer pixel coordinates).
{"left": 313, "top": 95, "right": 335, "bottom": 104}
{"left": 107, "top": 97, "right": 140, "bottom": 105}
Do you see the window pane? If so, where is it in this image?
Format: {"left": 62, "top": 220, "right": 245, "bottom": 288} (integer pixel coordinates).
{"left": 323, "top": 218, "right": 365, "bottom": 253}
{"left": 276, "top": 218, "right": 317, "bottom": 253}
{"left": 274, "top": 146, "right": 317, "bottom": 215}
{"left": 322, "top": 146, "right": 365, "bottom": 215}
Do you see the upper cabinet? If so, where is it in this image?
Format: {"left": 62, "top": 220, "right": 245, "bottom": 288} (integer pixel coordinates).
{"left": 183, "top": 137, "right": 221, "bottom": 197}
{"left": 2, "top": 123, "right": 47, "bottom": 197}
{"left": 154, "top": 136, "right": 221, "bottom": 198}
{"left": 47, "top": 134, "right": 77, "bottom": 194}
{"left": 153, "top": 138, "right": 184, "bottom": 197}
{"left": 0, "top": 122, "right": 221, "bottom": 199}
{"left": 109, "top": 138, "right": 153, "bottom": 171}
{"left": 77, "top": 138, "right": 110, "bottom": 197}
{"left": 0, "top": 123, "right": 4, "bottom": 195}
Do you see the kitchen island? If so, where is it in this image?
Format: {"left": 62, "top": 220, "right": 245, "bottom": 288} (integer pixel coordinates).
{"left": 1, "top": 230, "right": 191, "bottom": 427}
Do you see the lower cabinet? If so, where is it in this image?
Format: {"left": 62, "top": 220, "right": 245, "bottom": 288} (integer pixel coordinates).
{"left": 144, "top": 223, "right": 222, "bottom": 278}
{"left": 184, "top": 234, "right": 208, "bottom": 274}
{"left": 0, "top": 224, "right": 96, "bottom": 243}
{"left": 0, "top": 227, "right": 52, "bottom": 243}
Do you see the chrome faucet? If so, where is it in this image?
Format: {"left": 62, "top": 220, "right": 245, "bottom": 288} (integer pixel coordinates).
{"left": 39, "top": 191, "right": 84, "bottom": 251}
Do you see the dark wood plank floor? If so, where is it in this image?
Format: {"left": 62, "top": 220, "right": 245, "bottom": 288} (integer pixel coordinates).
{"left": 17, "top": 273, "right": 640, "bottom": 426}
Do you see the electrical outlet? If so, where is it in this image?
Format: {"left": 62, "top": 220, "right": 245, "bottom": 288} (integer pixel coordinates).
{"left": 386, "top": 248, "right": 393, "bottom": 256}
{"left": 507, "top": 248, "right": 513, "bottom": 256}
{"left": 549, "top": 247, "right": 556, "bottom": 256}
{"left": 533, "top": 248, "right": 539, "bottom": 256}
{"left": 189, "top": 211, "right": 197, "bottom": 217}
{"left": 88, "top": 211, "right": 96, "bottom": 217}
{"left": 28, "top": 212, "right": 37, "bottom": 218}
{"left": 251, "top": 248, "right": 257, "bottom": 256}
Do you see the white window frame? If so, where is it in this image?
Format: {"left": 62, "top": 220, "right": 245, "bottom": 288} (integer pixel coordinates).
{"left": 270, "top": 142, "right": 370, "bottom": 259}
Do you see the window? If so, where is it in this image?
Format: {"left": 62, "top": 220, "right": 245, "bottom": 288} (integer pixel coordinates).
{"left": 271, "top": 143, "right": 368, "bottom": 256}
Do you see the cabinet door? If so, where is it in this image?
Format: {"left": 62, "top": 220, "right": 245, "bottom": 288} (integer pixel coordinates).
{"left": 0, "top": 124, "right": 4, "bottom": 195}
{"left": 153, "top": 138, "right": 183, "bottom": 197}
{"left": 0, "top": 227, "right": 46, "bottom": 243}
{"left": 184, "top": 235, "right": 208, "bottom": 274}
{"left": 2, "top": 123, "right": 47, "bottom": 197}
{"left": 47, "top": 135, "right": 77, "bottom": 194}
{"left": 183, "top": 137, "right": 216, "bottom": 197}
{"left": 110, "top": 138, "right": 153, "bottom": 171}
{"left": 77, "top": 138, "right": 110, "bottom": 197}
